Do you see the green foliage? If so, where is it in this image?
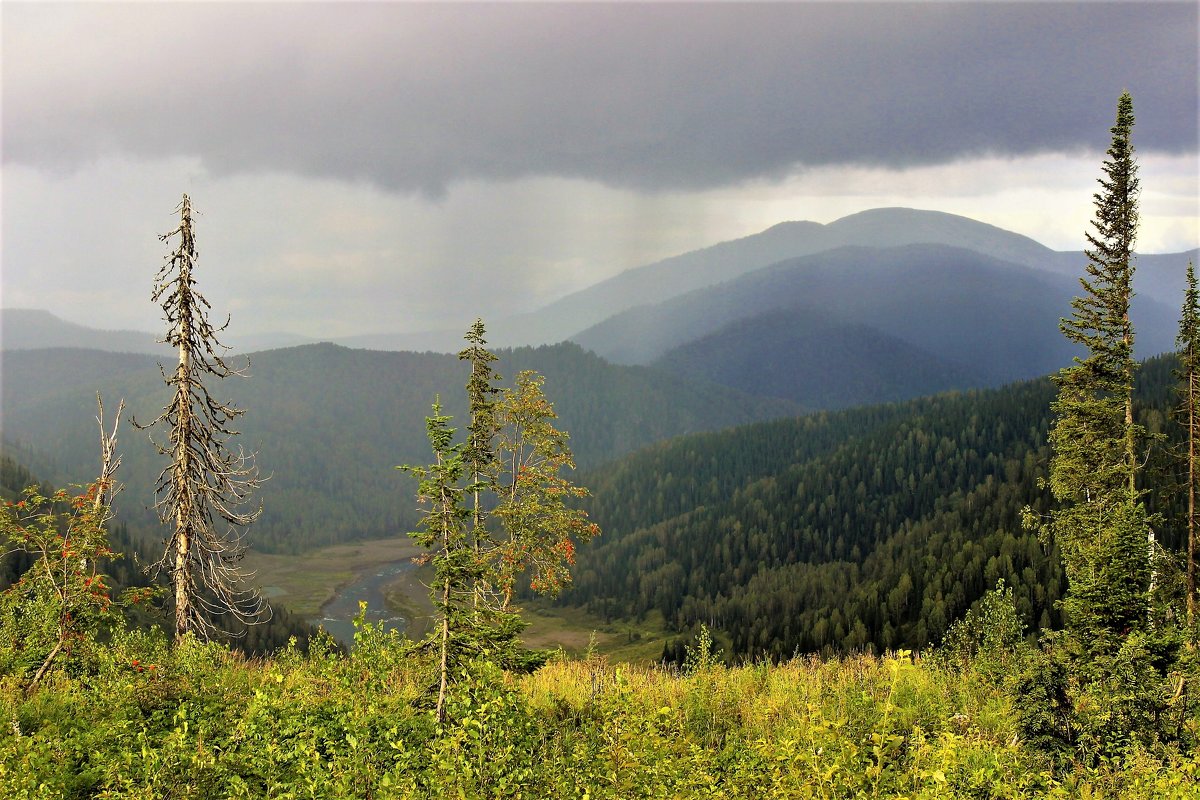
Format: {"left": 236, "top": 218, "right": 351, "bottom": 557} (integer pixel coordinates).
{"left": 682, "top": 623, "right": 722, "bottom": 675}
{"left": 1177, "top": 261, "right": 1199, "bottom": 628}
{"left": 1043, "top": 93, "right": 1146, "bottom": 647}
{"left": 1019, "top": 93, "right": 1194, "bottom": 762}
{"left": 401, "top": 325, "right": 603, "bottom": 718}
{"left": 567, "top": 376, "right": 1081, "bottom": 657}
{"left": 939, "top": 580, "right": 1027, "bottom": 680}
{"left": 492, "top": 370, "right": 601, "bottom": 603}
{"left": 0, "top": 483, "right": 121, "bottom": 687}
{"left": 3, "top": 643, "right": 1194, "bottom": 797}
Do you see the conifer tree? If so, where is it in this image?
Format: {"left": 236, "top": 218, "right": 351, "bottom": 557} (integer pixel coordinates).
{"left": 1178, "top": 261, "right": 1199, "bottom": 629}
{"left": 1045, "top": 91, "right": 1149, "bottom": 655}
{"left": 458, "top": 319, "right": 502, "bottom": 596}
{"left": 401, "top": 326, "right": 601, "bottom": 707}
{"left": 456, "top": 320, "right": 526, "bottom": 664}
{"left": 400, "top": 401, "right": 470, "bottom": 724}
{"left": 138, "top": 194, "right": 267, "bottom": 641}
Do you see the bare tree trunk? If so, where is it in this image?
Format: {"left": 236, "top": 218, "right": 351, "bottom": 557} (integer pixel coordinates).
{"left": 29, "top": 641, "right": 63, "bottom": 691}
{"left": 174, "top": 287, "right": 193, "bottom": 640}
{"left": 436, "top": 576, "right": 450, "bottom": 725}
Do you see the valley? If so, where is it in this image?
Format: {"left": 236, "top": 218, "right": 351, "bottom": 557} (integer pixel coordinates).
{"left": 2, "top": 208, "right": 1195, "bottom": 658}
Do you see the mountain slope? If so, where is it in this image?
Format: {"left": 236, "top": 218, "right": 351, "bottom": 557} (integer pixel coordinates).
{"left": 1, "top": 309, "right": 163, "bottom": 354}
{"left": 0, "top": 308, "right": 317, "bottom": 355}
{"left": 338, "top": 208, "right": 1196, "bottom": 353}
{"left": 572, "top": 244, "right": 1179, "bottom": 383}
{"left": 0, "top": 342, "right": 799, "bottom": 553}
{"left": 563, "top": 354, "right": 1181, "bottom": 658}
{"left": 651, "top": 307, "right": 981, "bottom": 408}
{"left": 338, "top": 208, "right": 1069, "bottom": 352}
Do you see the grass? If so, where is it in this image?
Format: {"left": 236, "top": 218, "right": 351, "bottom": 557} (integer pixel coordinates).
{"left": 519, "top": 603, "right": 675, "bottom": 663}
{"left": 243, "top": 538, "right": 423, "bottom": 618}
{"left": 10, "top": 635, "right": 1196, "bottom": 798}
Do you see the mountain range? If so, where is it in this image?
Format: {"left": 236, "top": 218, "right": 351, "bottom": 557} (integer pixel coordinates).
{"left": 335, "top": 207, "right": 1197, "bottom": 353}
{"left": 22, "top": 208, "right": 1189, "bottom": 361}
{"left": 6, "top": 208, "right": 1193, "bottom": 415}
{"left": 574, "top": 243, "right": 1178, "bottom": 382}
{"left": 1, "top": 207, "right": 1194, "bottom": 656}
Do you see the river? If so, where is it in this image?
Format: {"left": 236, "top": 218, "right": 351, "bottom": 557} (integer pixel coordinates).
{"left": 309, "top": 559, "right": 413, "bottom": 647}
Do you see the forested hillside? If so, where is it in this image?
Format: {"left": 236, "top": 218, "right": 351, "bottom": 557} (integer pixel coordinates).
{"left": 565, "top": 354, "right": 1182, "bottom": 660}
{"left": 0, "top": 341, "right": 798, "bottom": 553}
{"left": 652, "top": 306, "right": 978, "bottom": 408}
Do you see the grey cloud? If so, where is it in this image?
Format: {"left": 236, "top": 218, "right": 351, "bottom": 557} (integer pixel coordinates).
{"left": 3, "top": 3, "right": 1196, "bottom": 195}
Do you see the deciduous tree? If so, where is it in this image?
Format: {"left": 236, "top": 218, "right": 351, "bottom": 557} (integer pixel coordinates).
{"left": 0, "top": 396, "right": 124, "bottom": 687}
{"left": 492, "top": 370, "right": 600, "bottom": 606}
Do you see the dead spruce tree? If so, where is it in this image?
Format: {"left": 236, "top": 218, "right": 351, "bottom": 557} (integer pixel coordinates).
{"left": 138, "top": 194, "right": 268, "bottom": 641}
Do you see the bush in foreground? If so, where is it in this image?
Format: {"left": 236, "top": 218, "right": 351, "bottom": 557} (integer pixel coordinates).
{"left": 1, "top": 619, "right": 1197, "bottom": 799}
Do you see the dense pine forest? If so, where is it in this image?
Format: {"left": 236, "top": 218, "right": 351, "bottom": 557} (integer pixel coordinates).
{"left": 570, "top": 355, "right": 1182, "bottom": 660}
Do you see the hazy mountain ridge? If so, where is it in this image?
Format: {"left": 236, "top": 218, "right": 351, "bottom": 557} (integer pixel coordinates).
{"left": 0, "top": 341, "right": 799, "bottom": 553}
{"left": 571, "top": 243, "right": 1179, "bottom": 385}
{"left": 651, "top": 307, "right": 981, "bottom": 409}
{"left": 1, "top": 309, "right": 165, "bottom": 355}
{"left": 0, "top": 309, "right": 317, "bottom": 355}
{"left": 323, "top": 208, "right": 1198, "bottom": 353}
{"left": 6, "top": 209, "right": 1193, "bottom": 357}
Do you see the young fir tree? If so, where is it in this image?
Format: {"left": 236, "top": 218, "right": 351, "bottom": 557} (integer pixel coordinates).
{"left": 1045, "top": 91, "right": 1149, "bottom": 658}
{"left": 1178, "top": 261, "right": 1199, "bottom": 631}
{"left": 401, "top": 332, "right": 602, "bottom": 715}
{"left": 400, "top": 401, "right": 470, "bottom": 725}
{"left": 456, "top": 320, "right": 527, "bottom": 664}
{"left": 459, "top": 319, "right": 501, "bottom": 566}
{"left": 138, "top": 195, "right": 267, "bottom": 641}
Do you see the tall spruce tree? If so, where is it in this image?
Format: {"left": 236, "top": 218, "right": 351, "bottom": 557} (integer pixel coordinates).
{"left": 1021, "top": 93, "right": 1195, "bottom": 755}
{"left": 1046, "top": 91, "right": 1149, "bottom": 656}
{"left": 138, "top": 194, "right": 267, "bottom": 640}
{"left": 1178, "top": 261, "right": 1200, "bottom": 630}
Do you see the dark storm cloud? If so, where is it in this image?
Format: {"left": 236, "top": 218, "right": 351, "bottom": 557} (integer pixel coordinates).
{"left": 4, "top": 2, "right": 1196, "bottom": 195}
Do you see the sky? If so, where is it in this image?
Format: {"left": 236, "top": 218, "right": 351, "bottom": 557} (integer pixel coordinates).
{"left": 2, "top": 2, "right": 1198, "bottom": 340}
